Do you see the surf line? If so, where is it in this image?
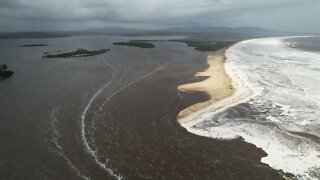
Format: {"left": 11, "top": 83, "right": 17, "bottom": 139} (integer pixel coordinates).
{"left": 80, "top": 57, "right": 123, "bottom": 180}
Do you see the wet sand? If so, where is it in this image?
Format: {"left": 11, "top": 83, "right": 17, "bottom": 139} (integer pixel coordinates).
{"left": 177, "top": 49, "right": 235, "bottom": 123}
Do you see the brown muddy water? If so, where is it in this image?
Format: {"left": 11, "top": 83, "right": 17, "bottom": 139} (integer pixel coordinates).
{"left": 0, "top": 36, "right": 283, "bottom": 179}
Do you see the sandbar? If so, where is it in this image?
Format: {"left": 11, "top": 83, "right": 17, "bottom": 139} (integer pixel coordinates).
{"left": 177, "top": 49, "right": 235, "bottom": 123}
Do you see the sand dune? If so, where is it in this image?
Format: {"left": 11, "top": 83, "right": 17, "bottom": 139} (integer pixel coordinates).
{"left": 177, "top": 49, "right": 235, "bottom": 123}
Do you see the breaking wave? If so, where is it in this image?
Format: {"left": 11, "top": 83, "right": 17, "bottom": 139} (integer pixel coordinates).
{"left": 182, "top": 37, "right": 320, "bottom": 179}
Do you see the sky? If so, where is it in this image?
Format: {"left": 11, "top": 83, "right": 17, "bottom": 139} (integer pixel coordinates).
{"left": 0, "top": 0, "right": 319, "bottom": 33}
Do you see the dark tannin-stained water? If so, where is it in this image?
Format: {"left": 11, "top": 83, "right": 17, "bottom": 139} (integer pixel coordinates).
{"left": 0, "top": 36, "right": 283, "bottom": 179}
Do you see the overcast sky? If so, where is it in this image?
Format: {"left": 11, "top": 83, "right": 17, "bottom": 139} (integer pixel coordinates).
{"left": 0, "top": 0, "right": 319, "bottom": 33}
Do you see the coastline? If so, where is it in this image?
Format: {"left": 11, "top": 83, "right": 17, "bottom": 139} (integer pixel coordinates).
{"left": 179, "top": 37, "right": 320, "bottom": 179}
{"left": 177, "top": 49, "right": 235, "bottom": 123}
{"left": 0, "top": 36, "right": 287, "bottom": 179}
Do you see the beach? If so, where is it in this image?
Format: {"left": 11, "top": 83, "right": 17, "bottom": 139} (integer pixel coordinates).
{"left": 177, "top": 49, "right": 235, "bottom": 123}
{"left": 181, "top": 37, "right": 320, "bottom": 179}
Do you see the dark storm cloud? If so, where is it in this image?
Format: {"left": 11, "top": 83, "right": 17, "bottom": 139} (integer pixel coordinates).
{"left": 0, "top": 0, "right": 25, "bottom": 8}
{"left": 0, "top": 0, "right": 319, "bottom": 32}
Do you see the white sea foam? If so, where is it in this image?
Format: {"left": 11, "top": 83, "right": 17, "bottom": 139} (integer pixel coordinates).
{"left": 98, "top": 61, "right": 170, "bottom": 112}
{"left": 182, "top": 37, "right": 320, "bottom": 179}
{"left": 50, "top": 108, "right": 91, "bottom": 180}
{"left": 80, "top": 57, "right": 171, "bottom": 180}
{"left": 80, "top": 58, "right": 123, "bottom": 180}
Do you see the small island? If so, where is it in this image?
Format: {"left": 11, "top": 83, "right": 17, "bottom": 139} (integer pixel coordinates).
{"left": 113, "top": 41, "right": 155, "bottom": 48}
{"left": 0, "top": 64, "right": 14, "bottom": 80}
{"left": 20, "top": 44, "right": 49, "bottom": 47}
{"left": 43, "top": 48, "right": 110, "bottom": 58}
{"left": 170, "top": 39, "right": 237, "bottom": 51}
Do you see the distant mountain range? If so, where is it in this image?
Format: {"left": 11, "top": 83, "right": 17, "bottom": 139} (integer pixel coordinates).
{"left": 0, "top": 26, "right": 303, "bottom": 39}
{"left": 0, "top": 32, "right": 70, "bottom": 39}
{"left": 129, "top": 26, "right": 297, "bottom": 37}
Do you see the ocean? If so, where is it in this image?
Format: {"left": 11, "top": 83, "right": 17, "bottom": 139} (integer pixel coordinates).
{"left": 183, "top": 36, "right": 320, "bottom": 179}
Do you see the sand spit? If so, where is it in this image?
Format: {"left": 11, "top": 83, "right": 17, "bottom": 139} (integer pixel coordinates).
{"left": 177, "top": 49, "right": 235, "bottom": 123}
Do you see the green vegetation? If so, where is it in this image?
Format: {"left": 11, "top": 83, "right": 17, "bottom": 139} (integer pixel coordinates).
{"left": 20, "top": 44, "right": 49, "bottom": 47}
{"left": 113, "top": 41, "right": 155, "bottom": 48}
{"left": 130, "top": 40, "right": 164, "bottom": 42}
{"left": 170, "top": 39, "right": 238, "bottom": 51}
{"left": 0, "top": 64, "right": 14, "bottom": 80}
{"left": 43, "top": 48, "right": 110, "bottom": 58}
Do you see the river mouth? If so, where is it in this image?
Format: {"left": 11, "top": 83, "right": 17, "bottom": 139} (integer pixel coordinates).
{"left": 0, "top": 36, "right": 284, "bottom": 179}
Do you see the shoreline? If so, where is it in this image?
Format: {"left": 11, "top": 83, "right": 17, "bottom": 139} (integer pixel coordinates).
{"left": 180, "top": 38, "right": 320, "bottom": 179}
{"left": 177, "top": 48, "right": 235, "bottom": 123}
{"left": 0, "top": 36, "right": 286, "bottom": 179}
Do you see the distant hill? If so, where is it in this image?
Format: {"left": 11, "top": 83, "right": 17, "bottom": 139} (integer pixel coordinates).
{"left": 75, "top": 26, "right": 299, "bottom": 37}
{"left": 0, "top": 26, "right": 301, "bottom": 39}
{"left": 71, "top": 27, "right": 145, "bottom": 36}
{"left": 126, "top": 27, "right": 298, "bottom": 37}
{"left": 0, "top": 32, "right": 70, "bottom": 39}
{"left": 0, "top": 28, "right": 145, "bottom": 39}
